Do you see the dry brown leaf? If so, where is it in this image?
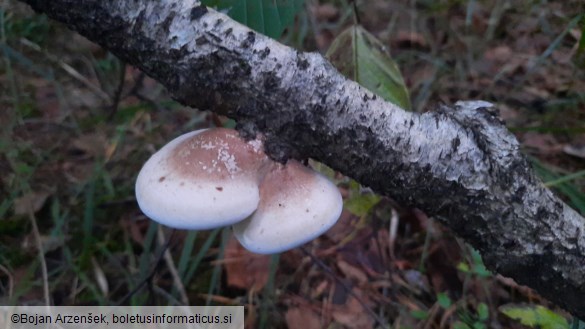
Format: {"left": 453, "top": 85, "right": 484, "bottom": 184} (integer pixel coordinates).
{"left": 224, "top": 236, "right": 270, "bottom": 291}
{"left": 10, "top": 265, "right": 45, "bottom": 302}
{"left": 325, "top": 210, "right": 357, "bottom": 243}
{"left": 315, "top": 29, "right": 335, "bottom": 52}
{"left": 65, "top": 87, "right": 104, "bottom": 109}
{"left": 331, "top": 288, "right": 374, "bottom": 329}
{"left": 285, "top": 306, "right": 323, "bottom": 329}
{"left": 22, "top": 233, "right": 66, "bottom": 253}
{"left": 310, "top": 4, "right": 339, "bottom": 22}
{"left": 495, "top": 103, "right": 520, "bottom": 123}
{"left": 33, "top": 81, "right": 61, "bottom": 120}
{"left": 408, "top": 63, "right": 437, "bottom": 91}
{"left": 522, "top": 132, "right": 562, "bottom": 154}
{"left": 119, "top": 215, "right": 151, "bottom": 245}
{"left": 312, "top": 280, "right": 330, "bottom": 299}
{"left": 484, "top": 45, "right": 512, "bottom": 63}
{"left": 394, "top": 30, "right": 428, "bottom": 48}
{"left": 72, "top": 133, "right": 108, "bottom": 158}
{"left": 337, "top": 259, "right": 368, "bottom": 284}
{"left": 13, "top": 190, "right": 52, "bottom": 215}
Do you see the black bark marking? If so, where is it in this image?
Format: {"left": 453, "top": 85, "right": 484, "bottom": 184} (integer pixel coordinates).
{"left": 161, "top": 12, "right": 174, "bottom": 33}
{"left": 263, "top": 72, "right": 280, "bottom": 91}
{"left": 196, "top": 36, "right": 207, "bottom": 45}
{"left": 296, "top": 54, "right": 310, "bottom": 70}
{"left": 452, "top": 136, "right": 460, "bottom": 152}
{"left": 241, "top": 31, "right": 256, "bottom": 48}
{"left": 190, "top": 5, "right": 208, "bottom": 20}
{"left": 258, "top": 47, "right": 270, "bottom": 59}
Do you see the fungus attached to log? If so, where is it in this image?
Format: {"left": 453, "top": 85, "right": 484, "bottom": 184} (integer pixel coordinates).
{"left": 233, "top": 160, "right": 343, "bottom": 254}
{"left": 135, "top": 128, "right": 343, "bottom": 253}
{"left": 135, "top": 128, "right": 269, "bottom": 230}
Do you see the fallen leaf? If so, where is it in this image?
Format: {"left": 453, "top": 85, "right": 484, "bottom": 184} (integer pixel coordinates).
{"left": 394, "top": 30, "right": 428, "bottom": 49}
{"left": 331, "top": 288, "right": 374, "bottom": 329}
{"left": 522, "top": 132, "right": 562, "bottom": 154}
{"left": 285, "top": 306, "right": 322, "bottom": 329}
{"left": 33, "top": 81, "right": 61, "bottom": 120}
{"left": 224, "top": 236, "right": 270, "bottom": 291}
{"left": 22, "top": 233, "right": 67, "bottom": 253}
{"left": 119, "top": 214, "right": 151, "bottom": 245}
{"left": 310, "top": 4, "right": 339, "bottom": 22}
{"left": 484, "top": 45, "right": 512, "bottom": 63}
{"left": 337, "top": 259, "right": 368, "bottom": 284}
{"left": 72, "top": 132, "right": 108, "bottom": 158}
{"left": 315, "top": 29, "right": 335, "bottom": 52}
{"left": 13, "top": 190, "right": 52, "bottom": 215}
{"left": 325, "top": 209, "right": 357, "bottom": 243}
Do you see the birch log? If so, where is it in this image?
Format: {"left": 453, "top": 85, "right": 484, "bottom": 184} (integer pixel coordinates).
{"left": 21, "top": 0, "right": 585, "bottom": 318}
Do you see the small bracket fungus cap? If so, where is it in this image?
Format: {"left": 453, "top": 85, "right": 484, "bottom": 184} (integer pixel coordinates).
{"left": 233, "top": 160, "right": 343, "bottom": 254}
{"left": 135, "top": 128, "right": 268, "bottom": 230}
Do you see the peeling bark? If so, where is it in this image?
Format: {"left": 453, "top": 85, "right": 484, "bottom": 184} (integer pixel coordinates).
{"left": 20, "top": 0, "right": 585, "bottom": 318}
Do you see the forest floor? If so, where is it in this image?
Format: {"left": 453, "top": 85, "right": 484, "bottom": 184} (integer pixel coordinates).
{"left": 1, "top": 0, "right": 584, "bottom": 328}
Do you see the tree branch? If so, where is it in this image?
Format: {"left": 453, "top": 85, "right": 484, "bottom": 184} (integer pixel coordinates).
{"left": 21, "top": 0, "right": 585, "bottom": 318}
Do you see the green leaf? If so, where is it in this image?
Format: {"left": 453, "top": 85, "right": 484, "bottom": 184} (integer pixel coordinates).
{"left": 202, "top": 0, "right": 305, "bottom": 39}
{"left": 472, "top": 322, "right": 487, "bottom": 329}
{"left": 410, "top": 310, "right": 428, "bottom": 320}
{"left": 453, "top": 322, "right": 472, "bottom": 329}
{"left": 457, "top": 262, "right": 470, "bottom": 273}
{"left": 437, "top": 292, "right": 452, "bottom": 309}
{"left": 469, "top": 248, "right": 491, "bottom": 278}
{"left": 477, "top": 303, "right": 489, "bottom": 321}
{"left": 326, "top": 25, "right": 411, "bottom": 110}
{"left": 344, "top": 193, "right": 380, "bottom": 217}
{"left": 500, "top": 305, "right": 569, "bottom": 329}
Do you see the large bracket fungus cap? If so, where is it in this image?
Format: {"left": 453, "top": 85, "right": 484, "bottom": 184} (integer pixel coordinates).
{"left": 233, "top": 160, "right": 343, "bottom": 254}
{"left": 135, "top": 128, "right": 268, "bottom": 229}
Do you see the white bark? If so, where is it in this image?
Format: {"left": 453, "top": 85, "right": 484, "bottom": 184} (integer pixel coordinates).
{"left": 20, "top": 0, "right": 585, "bottom": 318}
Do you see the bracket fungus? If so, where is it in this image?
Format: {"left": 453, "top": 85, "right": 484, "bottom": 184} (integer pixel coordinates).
{"left": 232, "top": 160, "right": 343, "bottom": 254}
{"left": 135, "top": 128, "right": 269, "bottom": 230}
{"left": 135, "top": 128, "right": 343, "bottom": 254}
